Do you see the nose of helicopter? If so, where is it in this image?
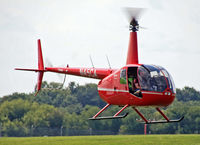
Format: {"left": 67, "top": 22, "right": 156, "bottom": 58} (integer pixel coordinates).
{"left": 136, "top": 64, "right": 176, "bottom": 106}
{"left": 140, "top": 89, "right": 175, "bottom": 107}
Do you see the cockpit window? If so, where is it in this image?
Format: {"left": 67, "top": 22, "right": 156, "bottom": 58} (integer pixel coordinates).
{"left": 138, "top": 65, "right": 168, "bottom": 92}
{"left": 156, "top": 65, "right": 176, "bottom": 93}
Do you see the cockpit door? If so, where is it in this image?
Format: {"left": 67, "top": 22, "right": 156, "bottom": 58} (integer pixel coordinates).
{"left": 127, "top": 67, "right": 142, "bottom": 97}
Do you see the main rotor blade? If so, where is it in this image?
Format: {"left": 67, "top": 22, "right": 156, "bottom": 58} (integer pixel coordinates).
{"left": 123, "top": 7, "right": 146, "bottom": 24}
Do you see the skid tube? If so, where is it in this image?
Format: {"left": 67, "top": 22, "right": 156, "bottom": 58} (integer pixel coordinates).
{"left": 133, "top": 107, "right": 184, "bottom": 124}
{"left": 89, "top": 104, "right": 129, "bottom": 120}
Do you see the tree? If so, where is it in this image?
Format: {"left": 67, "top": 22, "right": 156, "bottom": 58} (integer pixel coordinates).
{"left": 23, "top": 103, "right": 64, "bottom": 136}
{"left": 176, "top": 87, "right": 200, "bottom": 101}
{"left": 119, "top": 112, "right": 144, "bottom": 134}
{"left": 74, "top": 83, "right": 106, "bottom": 107}
{"left": 0, "top": 93, "right": 30, "bottom": 105}
{"left": 0, "top": 99, "right": 31, "bottom": 122}
{"left": 2, "top": 120, "right": 28, "bottom": 137}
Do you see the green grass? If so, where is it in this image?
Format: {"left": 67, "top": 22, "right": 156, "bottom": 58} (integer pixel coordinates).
{"left": 0, "top": 135, "right": 200, "bottom": 145}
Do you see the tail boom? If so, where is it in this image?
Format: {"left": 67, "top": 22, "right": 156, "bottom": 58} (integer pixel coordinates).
{"left": 45, "top": 67, "right": 114, "bottom": 80}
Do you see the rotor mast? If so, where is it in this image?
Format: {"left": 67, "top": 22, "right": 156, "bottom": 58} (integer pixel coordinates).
{"left": 126, "top": 18, "right": 139, "bottom": 65}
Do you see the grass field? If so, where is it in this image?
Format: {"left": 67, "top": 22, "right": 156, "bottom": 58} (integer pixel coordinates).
{"left": 0, "top": 134, "right": 200, "bottom": 145}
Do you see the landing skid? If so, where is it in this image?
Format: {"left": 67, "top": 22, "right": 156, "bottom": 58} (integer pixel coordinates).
{"left": 144, "top": 116, "right": 184, "bottom": 124}
{"left": 89, "top": 104, "right": 129, "bottom": 120}
{"left": 89, "top": 113, "right": 129, "bottom": 120}
{"left": 133, "top": 107, "right": 184, "bottom": 124}
{"left": 89, "top": 104, "right": 184, "bottom": 124}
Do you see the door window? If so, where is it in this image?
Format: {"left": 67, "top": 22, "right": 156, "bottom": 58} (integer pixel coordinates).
{"left": 120, "top": 69, "right": 127, "bottom": 84}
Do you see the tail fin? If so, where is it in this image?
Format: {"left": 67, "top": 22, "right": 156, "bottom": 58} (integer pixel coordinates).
{"left": 38, "top": 39, "right": 44, "bottom": 70}
{"left": 35, "top": 39, "right": 44, "bottom": 95}
{"left": 15, "top": 39, "right": 45, "bottom": 95}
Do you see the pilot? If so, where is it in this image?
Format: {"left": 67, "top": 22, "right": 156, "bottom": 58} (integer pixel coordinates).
{"left": 132, "top": 78, "right": 141, "bottom": 96}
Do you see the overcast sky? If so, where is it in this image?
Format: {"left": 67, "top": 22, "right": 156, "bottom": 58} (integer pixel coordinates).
{"left": 0, "top": 0, "right": 200, "bottom": 97}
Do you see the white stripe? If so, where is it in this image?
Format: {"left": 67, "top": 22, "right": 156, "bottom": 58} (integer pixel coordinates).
{"left": 98, "top": 88, "right": 163, "bottom": 95}
{"left": 142, "top": 91, "right": 163, "bottom": 95}
{"left": 98, "top": 88, "right": 129, "bottom": 93}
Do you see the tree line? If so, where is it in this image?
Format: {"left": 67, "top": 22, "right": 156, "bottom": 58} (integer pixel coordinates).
{"left": 0, "top": 81, "right": 200, "bottom": 136}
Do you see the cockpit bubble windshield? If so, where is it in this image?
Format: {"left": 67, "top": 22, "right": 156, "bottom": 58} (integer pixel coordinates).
{"left": 156, "top": 65, "right": 176, "bottom": 93}
{"left": 138, "top": 65, "right": 169, "bottom": 92}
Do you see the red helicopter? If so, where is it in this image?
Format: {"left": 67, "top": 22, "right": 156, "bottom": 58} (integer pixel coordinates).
{"left": 15, "top": 8, "right": 183, "bottom": 124}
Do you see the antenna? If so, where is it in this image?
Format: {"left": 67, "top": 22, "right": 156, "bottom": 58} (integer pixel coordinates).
{"left": 89, "top": 55, "right": 95, "bottom": 68}
{"left": 106, "top": 55, "right": 111, "bottom": 69}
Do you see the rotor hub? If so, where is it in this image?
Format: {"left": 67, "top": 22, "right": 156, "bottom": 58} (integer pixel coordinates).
{"left": 129, "top": 19, "right": 139, "bottom": 32}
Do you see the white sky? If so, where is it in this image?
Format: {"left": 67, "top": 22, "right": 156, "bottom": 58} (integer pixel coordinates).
{"left": 0, "top": 0, "right": 200, "bottom": 97}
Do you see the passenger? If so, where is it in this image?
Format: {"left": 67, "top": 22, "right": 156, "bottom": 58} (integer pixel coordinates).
{"left": 128, "top": 74, "right": 134, "bottom": 93}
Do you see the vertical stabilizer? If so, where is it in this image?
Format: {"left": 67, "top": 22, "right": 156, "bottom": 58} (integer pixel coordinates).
{"left": 38, "top": 39, "right": 44, "bottom": 70}
{"left": 36, "top": 39, "right": 44, "bottom": 95}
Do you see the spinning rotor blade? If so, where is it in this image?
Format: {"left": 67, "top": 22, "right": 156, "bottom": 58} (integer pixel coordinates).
{"left": 123, "top": 7, "right": 146, "bottom": 31}
{"left": 123, "top": 7, "right": 145, "bottom": 23}
{"left": 45, "top": 58, "right": 67, "bottom": 88}
{"left": 45, "top": 58, "right": 53, "bottom": 68}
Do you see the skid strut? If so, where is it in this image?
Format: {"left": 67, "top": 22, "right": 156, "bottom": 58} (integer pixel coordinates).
{"left": 89, "top": 104, "right": 129, "bottom": 120}
{"left": 133, "top": 107, "right": 184, "bottom": 124}
{"left": 133, "top": 107, "right": 148, "bottom": 124}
